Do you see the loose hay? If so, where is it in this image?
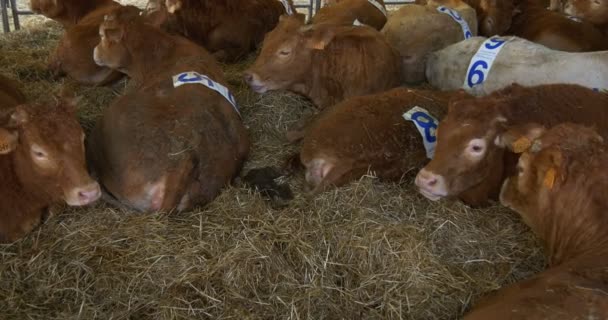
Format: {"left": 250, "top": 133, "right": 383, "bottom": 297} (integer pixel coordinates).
{"left": 0, "top": 20, "right": 545, "bottom": 320}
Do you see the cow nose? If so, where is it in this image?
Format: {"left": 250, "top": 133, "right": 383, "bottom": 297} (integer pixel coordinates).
{"left": 416, "top": 169, "right": 439, "bottom": 189}
{"left": 76, "top": 183, "right": 101, "bottom": 205}
{"left": 243, "top": 71, "right": 253, "bottom": 84}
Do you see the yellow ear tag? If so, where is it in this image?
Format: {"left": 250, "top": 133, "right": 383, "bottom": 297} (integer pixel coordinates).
{"left": 310, "top": 41, "right": 326, "bottom": 50}
{"left": 543, "top": 168, "right": 556, "bottom": 189}
{"left": 511, "top": 137, "right": 531, "bottom": 153}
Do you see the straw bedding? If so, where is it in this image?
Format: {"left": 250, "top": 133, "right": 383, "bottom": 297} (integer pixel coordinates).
{"left": 0, "top": 6, "right": 544, "bottom": 320}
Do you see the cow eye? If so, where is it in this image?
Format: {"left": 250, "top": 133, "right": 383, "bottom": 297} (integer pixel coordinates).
{"left": 466, "top": 139, "right": 486, "bottom": 157}
{"left": 278, "top": 50, "right": 291, "bottom": 56}
{"left": 31, "top": 145, "right": 48, "bottom": 160}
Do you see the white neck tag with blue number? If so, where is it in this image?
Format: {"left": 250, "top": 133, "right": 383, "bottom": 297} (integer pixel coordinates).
{"left": 403, "top": 106, "right": 439, "bottom": 159}
{"left": 280, "top": 0, "right": 293, "bottom": 15}
{"left": 173, "top": 71, "right": 240, "bottom": 117}
{"left": 463, "top": 37, "right": 509, "bottom": 90}
{"left": 367, "top": 0, "right": 387, "bottom": 17}
{"left": 437, "top": 6, "right": 472, "bottom": 40}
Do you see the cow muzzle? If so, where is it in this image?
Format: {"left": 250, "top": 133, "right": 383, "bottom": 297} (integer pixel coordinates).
{"left": 415, "top": 168, "right": 448, "bottom": 201}
{"left": 65, "top": 182, "right": 101, "bottom": 206}
{"left": 243, "top": 71, "right": 268, "bottom": 94}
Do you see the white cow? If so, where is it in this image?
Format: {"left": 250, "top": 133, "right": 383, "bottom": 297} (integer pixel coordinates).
{"left": 427, "top": 36, "right": 608, "bottom": 96}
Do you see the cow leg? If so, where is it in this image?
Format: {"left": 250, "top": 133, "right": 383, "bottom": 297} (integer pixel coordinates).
{"left": 207, "top": 23, "right": 252, "bottom": 63}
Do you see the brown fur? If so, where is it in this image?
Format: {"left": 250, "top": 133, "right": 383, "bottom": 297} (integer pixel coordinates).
{"left": 299, "top": 88, "right": 458, "bottom": 192}
{"left": 30, "top": 0, "right": 113, "bottom": 27}
{"left": 312, "top": 0, "right": 387, "bottom": 30}
{"left": 88, "top": 6, "right": 249, "bottom": 212}
{"left": 416, "top": 84, "right": 608, "bottom": 206}
{"left": 510, "top": 0, "right": 608, "bottom": 52}
{"left": 562, "top": 0, "right": 608, "bottom": 34}
{"left": 0, "top": 94, "right": 100, "bottom": 242}
{"left": 244, "top": 15, "right": 402, "bottom": 110}
{"left": 465, "top": 124, "right": 608, "bottom": 319}
{"left": 0, "top": 74, "right": 26, "bottom": 108}
{"left": 462, "top": 0, "right": 514, "bottom": 36}
{"left": 48, "top": 2, "right": 129, "bottom": 86}
{"left": 151, "top": 0, "right": 294, "bottom": 62}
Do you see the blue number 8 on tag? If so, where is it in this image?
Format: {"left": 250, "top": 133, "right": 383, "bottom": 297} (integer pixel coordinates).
{"left": 403, "top": 106, "right": 439, "bottom": 159}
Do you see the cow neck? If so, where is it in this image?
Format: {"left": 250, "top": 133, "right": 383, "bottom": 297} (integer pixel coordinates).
{"left": 122, "top": 24, "right": 175, "bottom": 84}
{"left": 537, "top": 168, "right": 608, "bottom": 269}
{"left": 0, "top": 155, "right": 51, "bottom": 216}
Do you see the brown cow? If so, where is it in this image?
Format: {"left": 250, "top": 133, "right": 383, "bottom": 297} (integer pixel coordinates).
{"left": 415, "top": 84, "right": 608, "bottom": 206}
{"left": 0, "top": 93, "right": 101, "bottom": 242}
{"left": 48, "top": 2, "right": 131, "bottom": 86}
{"left": 299, "top": 87, "right": 458, "bottom": 192}
{"left": 509, "top": 0, "right": 608, "bottom": 52}
{"left": 464, "top": 123, "right": 608, "bottom": 319}
{"left": 30, "top": 0, "right": 113, "bottom": 27}
{"left": 149, "top": 0, "right": 296, "bottom": 62}
{"left": 243, "top": 15, "right": 402, "bottom": 110}
{"left": 312, "top": 0, "right": 387, "bottom": 30}
{"left": 89, "top": 7, "right": 249, "bottom": 212}
{"left": 561, "top": 0, "right": 608, "bottom": 34}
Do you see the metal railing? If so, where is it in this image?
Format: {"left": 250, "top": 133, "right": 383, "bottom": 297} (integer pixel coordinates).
{"left": 1, "top": 0, "right": 414, "bottom": 33}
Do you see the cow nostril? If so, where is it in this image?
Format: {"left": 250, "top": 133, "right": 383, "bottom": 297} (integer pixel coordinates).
{"left": 243, "top": 72, "right": 253, "bottom": 83}
{"left": 427, "top": 178, "right": 437, "bottom": 187}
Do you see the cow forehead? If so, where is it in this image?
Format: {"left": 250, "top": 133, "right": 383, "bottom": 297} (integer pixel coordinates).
{"left": 23, "top": 112, "right": 83, "bottom": 146}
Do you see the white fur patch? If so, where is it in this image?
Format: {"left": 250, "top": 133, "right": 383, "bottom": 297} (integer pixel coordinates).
{"left": 463, "top": 37, "right": 510, "bottom": 91}
{"left": 173, "top": 71, "right": 240, "bottom": 116}
{"left": 436, "top": 6, "right": 473, "bottom": 40}
{"left": 403, "top": 106, "right": 439, "bottom": 159}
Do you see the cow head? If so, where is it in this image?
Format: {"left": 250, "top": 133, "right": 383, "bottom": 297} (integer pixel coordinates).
{"left": 93, "top": 6, "right": 143, "bottom": 73}
{"left": 563, "top": 0, "right": 608, "bottom": 25}
{"left": 0, "top": 94, "right": 100, "bottom": 206}
{"left": 415, "top": 93, "right": 511, "bottom": 203}
{"left": 499, "top": 123, "right": 604, "bottom": 236}
{"left": 243, "top": 14, "right": 335, "bottom": 94}
{"left": 29, "top": 0, "right": 64, "bottom": 20}
{"left": 479, "top": 0, "right": 513, "bottom": 36}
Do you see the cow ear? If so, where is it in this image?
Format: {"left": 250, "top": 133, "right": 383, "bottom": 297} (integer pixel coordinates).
{"left": 8, "top": 107, "right": 28, "bottom": 128}
{"left": 0, "top": 128, "right": 18, "bottom": 155}
{"left": 56, "top": 88, "right": 81, "bottom": 114}
{"left": 496, "top": 123, "right": 545, "bottom": 152}
{"left": 303, "top": 26, "right": 336, "bottom": 50}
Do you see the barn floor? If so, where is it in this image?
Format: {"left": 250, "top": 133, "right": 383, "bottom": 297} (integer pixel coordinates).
{"left": 0, "top": 9, "right": 544, "bottom": 320}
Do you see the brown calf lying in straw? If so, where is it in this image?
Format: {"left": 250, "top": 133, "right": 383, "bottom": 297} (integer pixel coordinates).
{"left": 0, "top": 90, "right": 100, "bottom": 242}
{"left": 313, "top": 0, "right": 388, "bottom": 30}
{"left": 30, "top": 0, "right": 114, "bottom": 27}
{"left": 415, "top": 84, "right": 608, "bottom": 206}
{"left": 298, "top": 88, "right": 458, "bottom": 193}
{"left": 510, "top": 0, "right": 608, "bottom": 52}
{"left": 244, "top": 15, "right": 402, "bottom": 110}
{"left": 465, "top": 123, "right": 608, "bottom": 319}
{"left": 47, "top": 1, "right": 129, "bottom": 86}
{"left": 89, "top": 7, "right": 249, "bottom": 212}
{"left": 149, "top": 0, "right": 296, "bottom": 62}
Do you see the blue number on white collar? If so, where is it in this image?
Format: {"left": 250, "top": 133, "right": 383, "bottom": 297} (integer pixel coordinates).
{"left": 173, "top": 71, "right": 240, "bottom": 117}
{"left": 463, "top": 37, "right": 509, "bottom": 90}
{"left": 403, "top": 106, "right": 439, "bottom": 159}
{"left": 436, "top": 6, "right": 472, "bottom": 39}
